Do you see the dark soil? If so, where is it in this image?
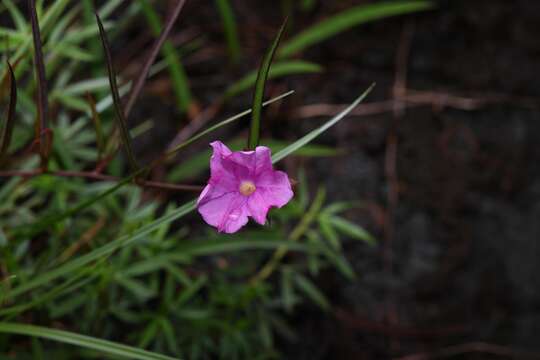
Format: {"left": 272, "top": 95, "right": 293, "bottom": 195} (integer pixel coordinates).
{"left": 127, "top": 0, "right": 540, "bottom": 358}
{"left": 282, "top": 0, "right": 540, "bottom": 359}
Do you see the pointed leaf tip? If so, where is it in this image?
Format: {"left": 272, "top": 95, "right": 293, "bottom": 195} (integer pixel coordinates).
{"left": 96, "top": 11, "right": 139, "bottom": 171}
{"left": 0, "top": 62, "right": 17, "bottom": 164}
{"left": 248, "top": 17, "right": 289, "bottom": 149}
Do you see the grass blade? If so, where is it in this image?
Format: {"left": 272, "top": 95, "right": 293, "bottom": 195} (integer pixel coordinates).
{"left": 177, "top": 238, "right": 309, "bottom": 257}
{"left": 329, "top": 215, "right": 376, "bottom": 245}
{"left": 96, "top": 12, "right": 139, "bottom": 171}
{"left": 278, "top": 1, "right": 433, "bottom": 58}
{"left": 124, "top": 0, "right": 187, "bottom": 118}
{"left": 0, "top": 62, "right": 17, "bottom": 163}
{"left": 4, "top": 0, "right": 27, "bottom": 31}
{"left": 271, "top": 83, "right": 375, "bottom": 163}
{"left": 138, "top": 0, "right": 192, "bottom": 113}
{"left": 6, "top": 200, "right": 196, "bottom": 300}
{"left": 215, "top": 0, "right": 241, "bottom": 63}
{"left": 0, "top": 323, "right": 177, "bottom": 360}
{"left": 224, "top": 60, "right": 322, "bottom": 99}
{"left": 165, "top": 90, "right": 294, "bottom": 157}
{"left": 86, "top": 92, "right": 104, "bottom": 161}
{"left": 248, "top": 18, "right": 288, "bottom": 149}
{"left": 28, "top": 0, "right": 50, "bottom": 168}
{"left": 11, "top": 0, "right": 70, "bottom": 64}
{"left": 294, "top": 273, "right": 330, "bottom": 310}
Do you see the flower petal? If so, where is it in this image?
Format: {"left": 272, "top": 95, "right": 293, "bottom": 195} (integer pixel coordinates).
{"left": 256, "top": 170, "right": 294, "bottom": 208}
{"left": 209, "top": 141, "right": 232, "bottom": 174}
{"left": 254, "top": 146, "right": 272, "bottom": 175}
{"left": 197, "top": 184, "right": 249, "bottom": 233}
{"left": 208, "top": 141, "right": 238, "bottom": 191}
{"left": 247, "top": 190, "right": 270, "bottom": 225}
{"left": 227, "top": 146, "right": 272, "bottom": 178}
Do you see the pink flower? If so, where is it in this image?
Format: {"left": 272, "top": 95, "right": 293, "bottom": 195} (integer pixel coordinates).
{"left": 197, "top": 141, "right": 293, "bottom": 233}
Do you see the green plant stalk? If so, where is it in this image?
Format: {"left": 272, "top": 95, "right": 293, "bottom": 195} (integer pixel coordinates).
{"left": 86, "top": 93, "right": 105, "bottom": 161}
{"left": 138, "top": 0, "right": 192, "bottom": 113}
{"left": 248, "top": 18, "right": 288, "bottom": 149}
{"left": 215, "top": 0, "right": 241, "bottom": 63}
{"left": 251, "top": 187, "right": 326, "bottom": 283}
{"left": 0, "top": 62, "right": 17, "bottom": 164}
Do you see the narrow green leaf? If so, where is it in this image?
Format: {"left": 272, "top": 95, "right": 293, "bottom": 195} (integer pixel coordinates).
{"left": 224, "top": 60, "right": 322, "bottom": 99}
{"left": 271, "top": 83, "right": 374, "bottom": 163}
{"left": 96, "top": 12, "right": 139, "bottom": 171}
{"left": 4, "top": 0, "right": 27, "bottom": 31}
{"left": 0, "top": 323, "right": 178, "bottom": 360}
{"left": 86, "top": 93, "right": 105, "bottom": 161}
{"left": 164, "top": 91, "right": 294, "bottom": 157}
{"left": 0, "top": 62, "right": 17, "bottom": 163}
{"left": 323, "top": 248, "right": 355, "bottom": 280}
{"left": 28, "top": 0, "right": 50, "bottom": 167}
{"left": 0, "top": 268, "right": 98, "bottom": 318}
{"left": 294, "top": 273, "right": 330, "bottom": 310}
{"left": 160, "top": 318, "right": 179, "bottom": 354}
{"left": 11, "top": 0, "right": 70, "bottom": 64}
{"left": 176, "top": 276, "right": 207, "bottom": 305}
{"left": 56, "top": 44, "right": 95, "bottom": 62}
{"left": 279, "top": 1, "right": 434, "bottom": 58}
{"left": 58, "top": 78, "right": 110, "bottom": 96}
{"left": 248, "top": 18, "right": 288, "bottom": 149}
{"left": 318, "top": 215, "right": 341, "bottom": 250}
{"left": 215, "top": 0, "right": 241, "bottom": 63}
{"left": 328, "top": 215, "right": 376, "bottom": 245}
{"left": 138, "top": 321, "right": 159, "bottom": 348}
{"left": 281, "top": 268, "right": 296, "bottom": 312}
{"left": 176, "top": 238, "right": 309, "bottom": 257}
{"left": 0, "top": 227, "right": 7, "bottom": 247}
{"left": 116, "top": 276, "right": 156, "bottom": 300}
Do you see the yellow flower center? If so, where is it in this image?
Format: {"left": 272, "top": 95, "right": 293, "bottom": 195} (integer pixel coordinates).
{"left": 239, "top": 180, "right": 256, "bottom": 196}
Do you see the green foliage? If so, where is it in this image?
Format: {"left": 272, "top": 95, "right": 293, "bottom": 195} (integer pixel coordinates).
{"left": 0, "top": 323, "right": 177, "bottom": 360}
{"left": 138, "top": 0, "right": 192, "bottom": 113}
{"left": 215, "top": 0, "right": 242, "bottom": 63}
{"left": 248, "top": 18, "right": 288, "bottom": 150}
{"left": 224, "top": 60, "right": 322, "bottom": 99}
{"left": 0, "top": 0, "right": 397, "bottom": 358}
{"left": 279, "top": 1, "right": 434, "bottom": 58}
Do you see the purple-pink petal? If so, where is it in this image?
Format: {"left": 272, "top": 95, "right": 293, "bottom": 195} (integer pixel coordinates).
{"left": 256, "top": 170, "right": 294, "bottom": 208}
{"left": 197, "top": 185, "right": 249, "bottom": 233}
{"left": 247, "top": 190, "right": 270, "bottom": 225}
{"left": 198, "top": 141, "right": 293, "bottom": 233}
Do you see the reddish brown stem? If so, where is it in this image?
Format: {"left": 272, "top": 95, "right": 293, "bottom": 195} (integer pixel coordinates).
{"left": 0, "top": 169, "right": 202, "bottom": 192}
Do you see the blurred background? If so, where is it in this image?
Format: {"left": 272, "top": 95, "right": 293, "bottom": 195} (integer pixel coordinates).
{"left": 2, "top": 0, "right": 540, "bottom": 359}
